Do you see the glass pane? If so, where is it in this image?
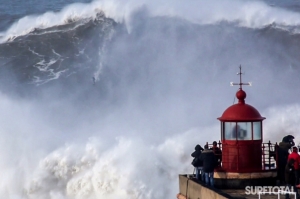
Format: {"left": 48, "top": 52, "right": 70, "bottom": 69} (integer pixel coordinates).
{"left": 237, "top": 122, "right": 252, "bottom": 140}
{"left": 253, "top": 122, "right": 262, "bottom": 140}
{"left": 224, "top": 122, "right": 237, "bottom": 140}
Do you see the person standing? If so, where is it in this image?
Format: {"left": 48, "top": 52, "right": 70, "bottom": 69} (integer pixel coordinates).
{"left": 210, "top": 141, "right": 222, "bottom": 167}
{"left": 191, "top": 144, "right": 204, "bottom": 181}
{"left": 199, "top": 144, "right": 216, "bottom": 187}
{"left": 288, "top": 146, "right": 300, "bottom": 185}
{"left": 277, "top": 135, "right": 295, "bottom": 184}
{"left": 285, "top": 158, "right": 299, "bottom": 199}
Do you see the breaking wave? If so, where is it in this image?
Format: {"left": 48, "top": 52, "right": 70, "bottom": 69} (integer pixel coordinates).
{"left": 1, "top": 0, "right": 300, "bottom": 198}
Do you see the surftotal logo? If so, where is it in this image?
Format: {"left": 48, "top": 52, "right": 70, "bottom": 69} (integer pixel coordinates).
{"left": 245, "top": 186, "right": 294, "bottom": 195}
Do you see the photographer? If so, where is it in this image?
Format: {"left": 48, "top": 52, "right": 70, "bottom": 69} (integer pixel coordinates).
{"left": 191, "top": 144, "right": 204, "bottom": 181}
{"left": 277, "top": 135, "right": 295, "bottom": 184}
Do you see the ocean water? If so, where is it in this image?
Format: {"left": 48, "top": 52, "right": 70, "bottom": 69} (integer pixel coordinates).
{"left": 1, "top": 0, "right": 300, "bottom": 198}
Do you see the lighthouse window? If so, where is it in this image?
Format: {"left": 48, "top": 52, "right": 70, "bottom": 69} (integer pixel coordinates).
{"left": 253, "top": 122, "right": 262, "bottom": 140}
{"left": 237, "top": 122, "right": 252, "bottom": 140}
{"left": 224, "top": 122, "right": 255, "bottom": 140}
{"left": 224, "top": 122, "right": 237, "bottom": 140}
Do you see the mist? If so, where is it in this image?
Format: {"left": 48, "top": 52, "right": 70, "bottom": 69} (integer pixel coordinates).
{"left": 1, "top": 0, "right": 300, "bottom": 198}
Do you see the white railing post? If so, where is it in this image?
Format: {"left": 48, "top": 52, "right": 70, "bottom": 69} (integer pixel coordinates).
{"left": 258, "top": 190, "right": 296, "bottom": 199}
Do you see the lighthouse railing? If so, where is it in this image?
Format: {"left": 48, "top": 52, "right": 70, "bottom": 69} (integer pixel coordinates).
{"left": 262, "top": 141, "right": 277, "bottom": 170}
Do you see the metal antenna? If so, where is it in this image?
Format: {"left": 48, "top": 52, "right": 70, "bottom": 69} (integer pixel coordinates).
{"left": 230, "top": 65, "right": 252, "bottom": 89}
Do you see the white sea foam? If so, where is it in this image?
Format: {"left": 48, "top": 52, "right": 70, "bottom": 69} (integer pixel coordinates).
{"left": 0, "top": 91, "right": 220, "bottom": 198}
{"left": 0, "top": 84, "right": 299, "bottom": 199}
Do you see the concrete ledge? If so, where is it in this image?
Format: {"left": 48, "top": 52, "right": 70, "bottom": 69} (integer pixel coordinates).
{"left": 214, "top": 171, "right": 277, "bottom": 179}
{"left": 178, "top": 175, "right": 239, "bottom": 199}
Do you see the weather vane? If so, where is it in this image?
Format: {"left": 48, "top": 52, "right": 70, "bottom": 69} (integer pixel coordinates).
{"left": 230, "top": 65, "right": 252, "bottom": 89}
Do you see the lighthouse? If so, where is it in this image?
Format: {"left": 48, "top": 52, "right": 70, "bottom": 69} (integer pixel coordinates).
{"left": 214, "top": 66, "right": 277, "bottom": 188}
{"left": 218, "top": 66, "right": 265, "bottom": 172}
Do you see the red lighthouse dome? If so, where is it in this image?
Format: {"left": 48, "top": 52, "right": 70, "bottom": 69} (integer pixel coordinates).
{"left": 218, "top": 89, "right": 265, "bottom": 121}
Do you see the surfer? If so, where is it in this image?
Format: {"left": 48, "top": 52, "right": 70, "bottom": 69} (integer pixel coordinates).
{"left": 92, "top": 76, "right": 96, "bottom": 85}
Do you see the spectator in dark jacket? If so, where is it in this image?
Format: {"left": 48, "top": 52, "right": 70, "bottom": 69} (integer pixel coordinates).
{"left": 191, "top": 144, "right": 204, "bottom": 181}
{"left": 278, "top": 135, "right": 295, "bottom": 184}
{"left": 199, "top": 144, "right": 216, "bottom": 187}
{"left": 285, "top": 158, "right": 299, "bottom": 199}
{"left": 210, "top": 141, "right": 222, "bottom": 167}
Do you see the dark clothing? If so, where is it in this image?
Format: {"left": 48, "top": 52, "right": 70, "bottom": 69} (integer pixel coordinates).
{"left": 282, "top": 135, "right": 295, "bottom": 144}
{"left": 199, "top": 149, "right": 216, "bottom": 173}
{"left": 210, "top": 146, "right": 222, "bottom": 167}
{"left": 278, "top": 141, "right": 294, "bottom": 183}
{"left": 191, "top": 145, "right": 203, "bottom": 167}
{"left": 285, "top": 160, "right": 295, "bottom": 185}
{"left": 278, "top": 142, "right": 293, "bottom": 162}
{"left": 295, "top": 170, "right": 300, "bottom": 186}
{"left": 285, "top": 159, "right": 299, "bottom": 199}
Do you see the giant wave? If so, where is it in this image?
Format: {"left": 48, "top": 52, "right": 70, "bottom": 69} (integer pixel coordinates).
{"left": 1, "top": 0, "right": 300, "bottom": 198}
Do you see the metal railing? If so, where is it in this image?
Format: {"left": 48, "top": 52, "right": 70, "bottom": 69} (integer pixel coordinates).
{"left": 258, "top": 190, "right": 296, "bottom": 199}
{"left": 206, "top": 141, "right": 278, "bottom": 171}
{"left": 262, "top": 141, "right": 277, "bottom": 170}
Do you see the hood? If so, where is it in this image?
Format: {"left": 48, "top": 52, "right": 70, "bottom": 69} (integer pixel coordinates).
{"left": 282, "top": 135, "right": 294, "bottom": 142}
{"left": 195, "top": 144, "right": 203, "bottom": 151}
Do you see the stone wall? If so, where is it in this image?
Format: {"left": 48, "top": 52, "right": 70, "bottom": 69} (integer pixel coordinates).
{"left": 178, "top": 175, "right": 235, "bottom": 199}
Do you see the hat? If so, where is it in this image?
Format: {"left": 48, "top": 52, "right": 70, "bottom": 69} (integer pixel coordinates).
{"left": 195, "top": 144, "right": 201, "bottom": 151}
{"left": 282, "top": 135, "right": 295, "bottom": 142}
{"left": 213, "top": 141, "right": 217, "bottom": 145}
